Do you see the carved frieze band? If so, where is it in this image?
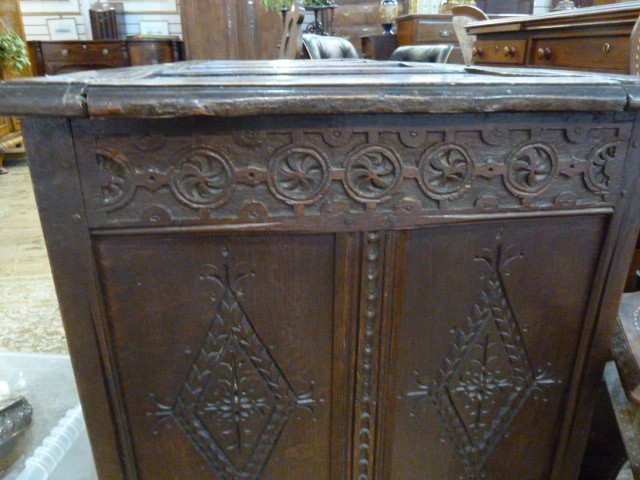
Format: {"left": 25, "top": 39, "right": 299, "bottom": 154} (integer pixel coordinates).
{"left": 90, "top": 124, "right": 630, "bottom": 227}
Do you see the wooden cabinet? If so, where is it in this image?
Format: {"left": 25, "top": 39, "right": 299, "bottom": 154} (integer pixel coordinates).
{"left": 334, "top": 1, "right": 405, "bottom": 49}
{"left": 467, "top": 2, "right": 640, "bottom": 73}
{"left": 3, "top": 60, "right": 640, "bottom": 479}
{"left": 180, "top": 0, "right": 283, "bottom": 60}
{"left": 28, "top": 39, "right": 183, "bottom": 76}
{"left": 361, "top": 33, "right": 398, "bottom": 59}
{"left": 398, "top": 14, "right": 459, "bottom": 47}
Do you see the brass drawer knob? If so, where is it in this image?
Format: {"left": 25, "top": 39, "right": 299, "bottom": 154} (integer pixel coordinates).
{"left": 537, "top": 47, "right": 552, "bottom": 60}
{"left": 439, "top": 29, "right": 451, "bottom": 37}
{"left": 472, "top": 46, "right": 483, "bottom": 57}
{"left": 602, "top": 42, "right": 611, "bottom": 54}
{"left": 503, "top": 46, "right": 516, "bottom": 57}
{"left": 60, "top": 48, "right": 69, "bottom": 56}
{"left": 102, "top": 48, "right": 109, "bottom": 55}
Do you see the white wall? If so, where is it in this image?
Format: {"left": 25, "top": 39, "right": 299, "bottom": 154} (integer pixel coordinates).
{"left": 20, "top": 0, "right": 183, "bottom": 41}
{"left": 533, "top": 0, "right": 553, "bottom": 14}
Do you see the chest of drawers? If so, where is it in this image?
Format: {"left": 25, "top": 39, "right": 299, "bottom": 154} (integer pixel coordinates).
{"left": 28, "top": 38, "right": 183, "bottom": 76}
{"left": 2, "top": 61, "right": 640, "bottom": 479}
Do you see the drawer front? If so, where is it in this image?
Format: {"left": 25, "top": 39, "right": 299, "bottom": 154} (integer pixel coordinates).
{"left": 128, "top": 42, "right": 174, "bottom": 66}
{"left": 40, "top": 42, "right": 123, "bottom": 64}
{"left": 415, "top": 19, "right": 457, "bottom": 44}
{"left": 72, "top": 113, "right": 631, "bottom": 232}
{"left": 531, "top": 36, "right": 628, "bottom": 72}
{"left": 473, "top": 39, "right": 527, "bottom": 65}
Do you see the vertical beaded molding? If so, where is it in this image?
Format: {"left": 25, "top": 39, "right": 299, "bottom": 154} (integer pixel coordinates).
{"left": 353, "top": 231, "right": 385, "bottom": 480}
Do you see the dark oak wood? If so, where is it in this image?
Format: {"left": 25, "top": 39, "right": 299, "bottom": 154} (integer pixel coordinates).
{"left": 27, "top": 38, "right": 183, "bottom": 76}
{"left": 466, "top": 1, "right": 640, "bottom": 73}
{"left": 3, "top": 60, "right": 640, "bottom": 479}
{"left": 180, "top": 0, "right": 283, "bottom": 60}
{"left": 361, "top": 34, "right": 398, "bottom": 60}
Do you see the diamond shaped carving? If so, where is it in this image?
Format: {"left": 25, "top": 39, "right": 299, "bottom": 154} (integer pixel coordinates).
{"left": 406, "top": 233, "right": 558, "bottom": 479}
{"left": 147, "top": 251, "right": 324, "bottom": 480}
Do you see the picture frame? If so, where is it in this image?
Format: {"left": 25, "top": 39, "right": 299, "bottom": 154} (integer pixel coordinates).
{"left": 139, "top": 20, "right": 170, "bottom": 36}
{"left": 19, "top": 0, "right": 81, "bottom": 15}
{"left": 119, "top": 0, "right": 177, "bottom": 13}
{"left": 47, "top": 18, "right": 79, "bottom": 40}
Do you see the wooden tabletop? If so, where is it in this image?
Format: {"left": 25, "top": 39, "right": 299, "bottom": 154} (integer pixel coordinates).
{"left": 1, "top": 59, "right": 640, "bottom": 118}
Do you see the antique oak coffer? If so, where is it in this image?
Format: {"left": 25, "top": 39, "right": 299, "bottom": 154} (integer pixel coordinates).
{"left": 3, "top": 61, "right": 640, "bottom": 479}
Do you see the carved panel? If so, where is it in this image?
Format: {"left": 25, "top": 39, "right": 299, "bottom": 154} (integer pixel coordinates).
{"left": 404, "top": 233, "right": 558, "bottom": 478}
{"left": 73, "top": 114, "right": 632, "bottom": 230}
{"left": 148, "top": 251, "right": 321, "bottom": 479}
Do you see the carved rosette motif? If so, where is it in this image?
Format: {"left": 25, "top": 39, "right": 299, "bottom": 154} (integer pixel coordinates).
{"left": 267, "top": 144, "right": 331, "bottom": 204}
{"left": 405, "top": 234, "right": 558, "bottom": 479}
{"left": 149, "top": 251, "right": 322, "bottom": 479}
{"left": 95, "top": 148, "right": 135, "bottom": 210}
{"left": 418, "top": 144, "right": 475, "bottom": 200}
{"left": 90, "top": 124, "right": 629, "bottom": 227}
{"left": 169, "top": 147, "right": 235, "bottom": 208}
{"left": 344, "top": 145, "right": 403, "bottom": 203}
{"left": 585, "top": 142, "right": 619, "bottom": 194}
{"left": 505, "top": 143, "right": 558, "bottom": 197}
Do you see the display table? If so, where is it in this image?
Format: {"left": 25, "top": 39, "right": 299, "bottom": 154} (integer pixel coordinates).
{"left": 466, "top": 1, "right": 640, "bottom": 73}
{"left": 2, "top": 60, "right": 640, "bottom": 479}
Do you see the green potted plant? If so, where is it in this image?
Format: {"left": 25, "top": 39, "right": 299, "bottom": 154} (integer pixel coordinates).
{"left": 0, "top": 20, "right": 30, "bottom": 77}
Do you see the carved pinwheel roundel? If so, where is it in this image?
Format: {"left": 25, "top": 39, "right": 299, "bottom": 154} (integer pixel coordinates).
{"left": 418, "top": 144, "right": 475, "bottom": 200}
{"left": 344, "top": 145, "right": 402, "bottom": 202}
{"left": 267, "top": 144, "right": 331, "bottom": 204}
{"left": 505, "top": 143, "right": 558, "bottom": 196}
{"left": 170, "top": 147, "right": 235, "bottom": 208}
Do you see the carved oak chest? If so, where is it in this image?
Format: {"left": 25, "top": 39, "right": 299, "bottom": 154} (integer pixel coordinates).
{"left": 3, "top": 61, "right": 640, "bottom": 480}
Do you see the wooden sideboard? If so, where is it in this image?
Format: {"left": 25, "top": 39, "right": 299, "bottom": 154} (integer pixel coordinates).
{"left": 466, "top": 1, "right": 640, "bottom": 73}
{"left": 361, "top": 33, "right": 398, "bottom": 59}
{"left": 398, "top": 14, "right": 461, "bottom": 47}
{"left": 3, "top": 61, "right": 640, "bottom": 479}
{"left": 28, "top": 38, "right": 183, "bottom": 76}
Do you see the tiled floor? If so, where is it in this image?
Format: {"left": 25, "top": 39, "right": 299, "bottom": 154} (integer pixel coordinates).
{"left": 0, "top": 157, "right": 67, "bottom": 353}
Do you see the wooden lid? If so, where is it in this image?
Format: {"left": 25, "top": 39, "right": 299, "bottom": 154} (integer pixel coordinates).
{"left": 0, "top": 60, "right": 637, "bottom": 118}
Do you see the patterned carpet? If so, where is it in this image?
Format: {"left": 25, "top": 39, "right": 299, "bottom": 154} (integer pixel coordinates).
{"left": 0, "top": 275, "right": 67, "bottom": 354}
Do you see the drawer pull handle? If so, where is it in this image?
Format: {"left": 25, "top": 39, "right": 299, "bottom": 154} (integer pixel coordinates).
{"left": 60, "top": 48, "right": 69, "bottom": 56}
{"left": 503, "top": 46, "right": 516, "bottom": 57}
{"left": 472, "top": 46, "right": 483, "bottom": 57}
{"left": 602, "top": 42, "right": 611, "bottom": 54}
{"left": 537, "top": 47, "right": 552, "bottom": 60}
{"left": 439, "top": 29, "right": 451, "bottom": 37}
{"left": 102, "top": 48, "right": 109, "bottom": 55}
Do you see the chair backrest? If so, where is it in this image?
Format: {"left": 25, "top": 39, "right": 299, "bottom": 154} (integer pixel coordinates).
{"left": 301, "top": 34, "right": 359, "bottom": 60}
{"left": 451, "top": 5, "right": 489, "bottom": 65}
{"left": 389, "top": 45, "right": 454, "bottom": 63}
{"left": 279, "top": 2, "right": 305, "bottom": 59}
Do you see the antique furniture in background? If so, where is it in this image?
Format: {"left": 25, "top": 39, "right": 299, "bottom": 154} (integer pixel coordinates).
{"left": 607, "top": 292, "right": 640, "bottom": 479}
{"left": 305, "top": 2, "right": 337, "bottom": 35}
{"left": 389, "top": 43, "right": 453, "bottom": 61}
{"left": 27, "top": 38, "right": 183, "bottom": 76}
{"left": 361, "top": 33, "right": 398, "bottom": 59}
{"left": 301, "top": 33, "right": 360, "bottom": 58}
{"left": 397, "top": 14, "right": 460, "bottom": 48}
{"left": 334, "top": 0, "right": 406, "bottom": 50}
{"left": 452, "top": 6, "right": 489, "bottom": 64}
{"left": 3, "top": 61, "right": 640, "bottom": 479}
{"left": 466, "top": 1, "right": 640, "bottom": 73}
{"left": 0, "top": 0, "right": 29, "bottom": 174}
{"left": 89, "top": 2, "right": 124, "bottom": 40}
{"left": 180, "top": 0, "right": 283, "bottom": 60}
{"left": 279, "top": 1, "right": 306, "bottom": 59}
